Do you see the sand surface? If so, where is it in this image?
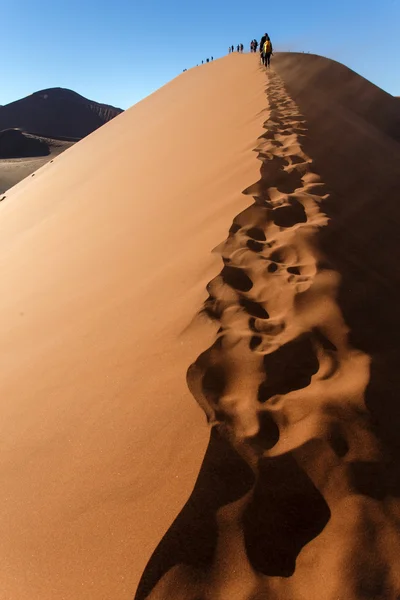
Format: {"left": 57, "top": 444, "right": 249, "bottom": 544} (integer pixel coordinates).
{"left": 0, "top": 56, "right": 267, "bottom": 599}
{"left": 1, "top": 53, "right": 400, "bottom": 600}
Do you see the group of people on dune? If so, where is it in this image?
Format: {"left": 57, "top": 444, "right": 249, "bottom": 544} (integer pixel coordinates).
{"left": 187, "top": 32, "right": 274, "bottom": 73}
{"left": 228, "top": 44, "right": 244, "bottom": 54}
{"left": 230, "top": 33, "right": 273, "bottom": 68}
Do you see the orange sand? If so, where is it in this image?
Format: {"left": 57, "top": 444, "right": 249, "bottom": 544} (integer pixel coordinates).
{"left": 0, "top": 56, "right": 266, "bottom": 599}
{"left": 2, "top": 53, "right": 400, "bottom": 600}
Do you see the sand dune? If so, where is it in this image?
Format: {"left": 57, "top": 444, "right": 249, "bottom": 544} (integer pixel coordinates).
{"left": 136, "top": 55, "right": 400, "bottom": 599}
{"left": 0, "top": 56, "right": 267, "bottom": 599}
{"left": 0, "top": 128, "right": 52, "bottom": 159}
{"left": 2, "top": 53, "right": 400, "bottom": 600}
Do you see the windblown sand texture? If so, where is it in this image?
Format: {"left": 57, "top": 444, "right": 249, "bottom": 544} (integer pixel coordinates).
{"left": 1, "top": 53, "right": 400, "bottom": 600}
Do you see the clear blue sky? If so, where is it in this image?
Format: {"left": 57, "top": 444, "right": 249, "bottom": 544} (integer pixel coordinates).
{"left": 2, "top": 0, "right": 399, "bottom": 109}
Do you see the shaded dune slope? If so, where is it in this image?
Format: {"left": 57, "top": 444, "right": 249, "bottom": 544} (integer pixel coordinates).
{"left": 274, "top": 53, "right": 400, "bottom": 142}
{"left": 0, "top": 128, "right": 51, "bottom": 158}
{"left": 274, "top": 53, "right": 400, "bottom": 469}
{"left": 0, "top": 87, "right": 122, "bottom": 139}
{"left": 136, "top": 54, "right": 400, "bottom": 600}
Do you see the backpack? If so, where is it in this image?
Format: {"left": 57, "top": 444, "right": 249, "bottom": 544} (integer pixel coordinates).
{"left": 264, "top": 40, "right": 272, "bottom": 53}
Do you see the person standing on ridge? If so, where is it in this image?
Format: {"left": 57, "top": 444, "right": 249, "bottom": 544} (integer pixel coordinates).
{"left": 240, "top": 43, "right": 244, "bottom": 53}
{"left": 263, "top": 35, "right": 273, "bottom": 68}
{"left": 254, "top": 39, "right": 258, "bottom": 53}
{"left": 250, "top": 40, "right": 254, "bottom": 52}
{"left": 260, "top": 33, "right": 267, "bottom": 64}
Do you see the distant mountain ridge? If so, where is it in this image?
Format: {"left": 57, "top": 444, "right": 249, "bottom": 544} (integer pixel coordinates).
{"left": 0, "top": 87, "right": 123, "bottom": 139}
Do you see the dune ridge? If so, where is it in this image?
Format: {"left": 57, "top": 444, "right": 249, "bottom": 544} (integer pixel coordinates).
{"left": 136, "top": 64, "right": 400, "bottom": 599}
{"left": 2, "top": 53, "right": 400, "bottom": 600}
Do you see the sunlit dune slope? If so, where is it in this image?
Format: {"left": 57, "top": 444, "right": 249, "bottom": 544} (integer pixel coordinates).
{"left": 0, "top": 55, "right": 267, "bottom": 600}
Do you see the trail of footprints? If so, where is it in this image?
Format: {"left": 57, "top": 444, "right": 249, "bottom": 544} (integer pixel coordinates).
{"left": 141, "top": 71, "right": 395, "bottom": 600}
{"left": 182, "top": 74, "right": 379, "bottom": 600}
{"left": 188, "top": 71, "right": 369, "bottom": 463}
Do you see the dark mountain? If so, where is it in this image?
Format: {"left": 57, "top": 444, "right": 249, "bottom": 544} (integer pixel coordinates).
{"left": 0, "top": 87, "right": 123, "bottom": 139}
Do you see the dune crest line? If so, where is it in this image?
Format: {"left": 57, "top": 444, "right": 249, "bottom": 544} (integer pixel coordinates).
{"left": 135, "top": 70, "right": 399, "bottom": 600}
